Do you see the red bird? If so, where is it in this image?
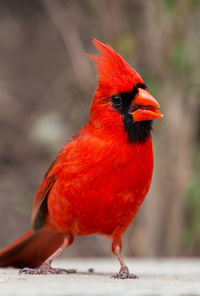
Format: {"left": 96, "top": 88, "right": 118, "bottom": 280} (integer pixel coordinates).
{"left": 0, "top": 39, "right": 163, "bottom": 279}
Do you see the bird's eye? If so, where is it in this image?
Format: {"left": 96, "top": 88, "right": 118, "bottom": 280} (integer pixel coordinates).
{"left": 111, "top": 95, "right": 122, "bottom": 107}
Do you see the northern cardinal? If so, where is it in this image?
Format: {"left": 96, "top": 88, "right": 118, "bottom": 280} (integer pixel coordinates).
{"left": 0, "top": 39, "right": 163, "bottom": 279}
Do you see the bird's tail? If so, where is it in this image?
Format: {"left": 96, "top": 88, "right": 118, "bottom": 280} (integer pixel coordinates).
{"left": 0, "top": 228, "right": 64, "bottom": 268}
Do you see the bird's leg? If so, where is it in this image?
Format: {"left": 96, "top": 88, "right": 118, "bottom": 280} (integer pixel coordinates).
{"left": 19, "top": 234, "right": 76, "bottom": 275}
{"left": 112, "top": 238, "right": 138, "bottom": 279}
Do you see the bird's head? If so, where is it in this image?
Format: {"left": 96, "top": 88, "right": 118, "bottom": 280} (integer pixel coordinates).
{"left": 88, "top": 39, "right": 163, "bottom": 143}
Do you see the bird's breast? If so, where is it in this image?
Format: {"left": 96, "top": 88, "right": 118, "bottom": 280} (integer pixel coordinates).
{"left": 47, "top": 137, "right": 153, "bottom": 236}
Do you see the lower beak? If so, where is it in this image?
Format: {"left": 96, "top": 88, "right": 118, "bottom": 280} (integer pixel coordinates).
{"left": 131, "top": 88, "right": 163, "bottom": 122}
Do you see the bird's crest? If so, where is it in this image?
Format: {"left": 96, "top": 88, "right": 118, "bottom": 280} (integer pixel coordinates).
{"left": 88, "top": 39, "right": 143, "bottom": 93}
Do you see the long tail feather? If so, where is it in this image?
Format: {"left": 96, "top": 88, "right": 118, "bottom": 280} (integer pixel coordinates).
{"left": 0, "top": 229, "right": 64, "bottom": 268}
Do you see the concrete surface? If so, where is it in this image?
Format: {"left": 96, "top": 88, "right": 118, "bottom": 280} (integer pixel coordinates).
{"left": 0, "top": 258, "right": 200, "bottom": 296}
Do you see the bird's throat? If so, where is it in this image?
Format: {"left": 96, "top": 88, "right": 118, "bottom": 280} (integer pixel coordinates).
{"left": 123, "top": 115, "right": 152, "bottom": 143}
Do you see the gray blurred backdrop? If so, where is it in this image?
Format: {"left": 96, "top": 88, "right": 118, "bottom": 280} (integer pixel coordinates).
{"left": 0, "top": 0, "right": 199, "bottom": 258}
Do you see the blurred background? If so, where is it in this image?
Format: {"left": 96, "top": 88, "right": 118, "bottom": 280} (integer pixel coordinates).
{"left": 0, "top": 0, "right": 199, "bottom": 258}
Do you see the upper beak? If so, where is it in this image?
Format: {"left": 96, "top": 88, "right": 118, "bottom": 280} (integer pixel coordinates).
{"left": 131, "top": 88, "right": 163, "bottom": 122}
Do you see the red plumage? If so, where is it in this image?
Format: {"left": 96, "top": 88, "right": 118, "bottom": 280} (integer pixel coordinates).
{"left": 0, "top": 39, "right": 162, "bottom": 278}
{"left": 88, "top": 39, "right": 143, "bottom": 94}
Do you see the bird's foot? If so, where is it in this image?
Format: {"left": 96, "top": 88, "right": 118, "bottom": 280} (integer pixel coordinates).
{"left": 19, "top": 262, "right": 76, "bottom": 275}
{"left": 112, "top": 266, "right": 139, "bottom": 279}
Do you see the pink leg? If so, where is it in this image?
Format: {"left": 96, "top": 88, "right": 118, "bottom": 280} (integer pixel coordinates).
{"left": 112, "top": 238, "right": 138, "bottom": 279}
{"left": 19, "top": 234, "right": 76, "bottom": 275}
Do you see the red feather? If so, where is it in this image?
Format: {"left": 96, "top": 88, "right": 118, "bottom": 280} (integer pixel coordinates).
{"left": 88, "top": 38, "right": 144, "bottom": 95}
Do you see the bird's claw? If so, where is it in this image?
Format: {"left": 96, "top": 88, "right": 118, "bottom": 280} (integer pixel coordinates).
{"left": 112, "top": 266, "right": 139, "bottom": 279}
{"left": 47, "top": 268, "right": 76, "bottom": 274}
{"left": 19, "top": 266, "right": 76, "bottom": 275}
{"left": 19, "top": 267, "right": 45, "bottom": 275}
{"left": 112, "top": 272, "right": 138, "bottom": 279}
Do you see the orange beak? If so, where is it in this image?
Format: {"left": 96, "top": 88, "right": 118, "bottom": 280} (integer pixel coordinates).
{"left": 130, "top": 88, "right": 163, "bottom": 122}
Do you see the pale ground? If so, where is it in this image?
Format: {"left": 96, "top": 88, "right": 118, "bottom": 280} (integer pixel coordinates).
{"left": 0, "top": 258, "right": 200, "bottom": 296}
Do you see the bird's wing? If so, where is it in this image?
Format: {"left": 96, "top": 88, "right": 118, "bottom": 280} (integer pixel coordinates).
{"left": 31, "top": 160, "right": 58, "bottom": 231}
{"left": 31, "top": 129, "right": 101, "bottom": 231}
